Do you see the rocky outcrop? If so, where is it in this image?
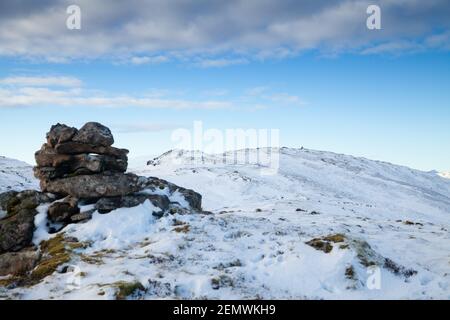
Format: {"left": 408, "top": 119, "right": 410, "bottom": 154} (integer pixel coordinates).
{"left": 0, "top": 190, "right": 53, "bottom": 253}
{"left": 95, "top": 193, "right": 170, "bottom": 215}
{"left": 41, "top": 172, "right": 144, "bottom": 199}
{"left": 0, "top": 122, "right": 204, "bottom": 280}
{"left": 0, "top": 249, "right": 41, "bottom": 276}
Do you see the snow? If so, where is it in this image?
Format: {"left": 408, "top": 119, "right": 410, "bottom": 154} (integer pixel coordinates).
{"left": 440, "top": 171, "right": 450, "bottom": 179}
{"left": 33, "top": 204, "right": 52, "bottom": 245}
{"left": 0, "top": 156, "right": 38, "bottom": 192}
{"left": 65, "top": 200, "right": 160, "bottom": 252}
{"left": 1, "top": 148, "right": 450, "bottom": 299}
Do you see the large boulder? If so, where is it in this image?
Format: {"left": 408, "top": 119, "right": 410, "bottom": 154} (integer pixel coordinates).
{"left": 41, "top": 173, "right": 145, "bottom": 199}
{"left": 0, "top": 249, "right": 41, "bottom": 276}
{"left": 0, "top": 191, "right": 18, "bottom": 212}
{"left": 145, "top": 177, "right": 202, "bottom": 210}
{"left": 47, "top": 196, "right": 80, "bottom": 223}
{"left": 0, "top": 190, "right": 53, "bottom": 253}
{"left": 72, "top": 122, "right": 114, "bottom": 147}
{"left": 0, "top": 209, "right": 36, "bottom": 253}
{"left": 95, "top": 193, "right": 170, "bottom": 214}
{"left": 46, "top": 123, "right": 78, "bottom": 147}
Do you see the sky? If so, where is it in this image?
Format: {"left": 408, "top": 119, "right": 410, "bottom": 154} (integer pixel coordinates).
{"left": 0, "top": 0, "right": 449, "bottom": 172}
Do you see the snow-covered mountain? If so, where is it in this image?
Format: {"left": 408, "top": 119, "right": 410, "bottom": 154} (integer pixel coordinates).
{"left": 1, "top": 148, "right": 449, "bottom": 299}
{"left": 0, "top": 156, "right": 38, "bottom": 193}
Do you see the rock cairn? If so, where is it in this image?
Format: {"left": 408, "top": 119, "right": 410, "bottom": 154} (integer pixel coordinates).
{"left": 1, "top": 122, "right": 203, "bottom": 279}
{"left": 34, "top": 122, "right": 135, "bottom": 198}
{"left": 32, "top": 122, "right": 201, "bottom": 225}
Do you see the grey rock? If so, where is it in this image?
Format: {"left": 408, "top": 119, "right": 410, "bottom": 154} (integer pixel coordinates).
{"left": 0, "top": 190, "right": 53, "bottom": 253}
{"left": 47, "top": 196, "right": 80, "bottom": 223}
{"left": 95, "top": 193, "right": 170, "bottom": 215}
{"left": 0, "top": 191, "right": 18, "bottom": 212}
{"left": 70, "top": 209, "right": 94, "bottom": 223}
{"left": 34, "top": 153, "right": 128, "bottom": 180}
{"left": 46, "top": 123, "right": 78, "bottom": 147}
{"left": 0, "top": 248, "right": 41, "bottom": 276}
{"left": 41, "top": 173, "right": 145, "bottom": 199}
{"left": 144, "top": 177, "right": 202, "bottom": 210}
{"left": 55, "top": 141, "right": 129, "bottom": 158}
{"left": 35, "top": 143, "right": 72, "bottom": 167}
{"left": 0, "top": 209, "right": 35, "bottom": 253}
{"left": 72, "top": 122, "right": 114, "bottom": 147}
{"left": 2, "top": 190, "right": 54, "bottom": 218}
{"left": 0, "top": 249, "right": 41, "bottom": 276}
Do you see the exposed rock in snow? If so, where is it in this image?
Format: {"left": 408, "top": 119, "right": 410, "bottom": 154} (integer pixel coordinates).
{"left": 1, "top": 147, "right": 449, "bottom": 299}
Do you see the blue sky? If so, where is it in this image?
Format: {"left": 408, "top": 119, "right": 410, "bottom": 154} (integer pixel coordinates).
{"left": 0, "top": 0, "right": 449, "bottom": 171}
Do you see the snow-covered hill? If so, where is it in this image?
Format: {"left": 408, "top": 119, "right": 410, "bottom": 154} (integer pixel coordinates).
{"left": 440, "top": 171, "right": 450, "bottom": 179}
{"left": 1, "top": 148, "right": 449, "bottom": 299}
{"left": 0, "top": 156, "right": 38, "bottom": 193}
{"left": 131, "top": 148, "right": 450, "bottom": 299}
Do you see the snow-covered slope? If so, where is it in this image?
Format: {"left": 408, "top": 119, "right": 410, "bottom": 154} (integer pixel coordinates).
{"left": 440, "top": 171, "right": 450, "bottom": 179}
{"left": 130, "top": 148, "right": 450, "bottom": 299}
{"left": 2, "top": 148, "right": 449, "bottom": 299}
{"left": 0, "top": 156, "right": 38, "bottom": 193}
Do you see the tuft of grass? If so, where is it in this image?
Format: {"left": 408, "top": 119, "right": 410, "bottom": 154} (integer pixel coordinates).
{"left": 114, "top": 281, "right": 145, "bottom": 300}
{"left": 211, "top": 275, "right": 234, "bottom": 290}
{"left": 323, "top": 233, "right": 346, "bottom": 243}
{"left": 305, "top": 238, "right": 333, "bottom": 253}
{"left": 29, "top": 233, "right": 87, "bottom": 284}
{"left": 305, "top": 233, "right": 348, "bottom": 253}
{"left": 29, "top": 234, "right": 77, "bottom": 283}
{"left": 173, "top": 225, "right": 190, "bottom": 233}
{"left": 345, "top": 265, "right": 356, "bottom": 280}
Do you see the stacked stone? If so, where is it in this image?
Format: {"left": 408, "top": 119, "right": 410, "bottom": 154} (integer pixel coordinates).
{"left": 32, "top": 122, "right": 202, "bottom": 225}
{"left": 33, "top": 122, "right": 147, "bottom": 224}
{"left": 34, "top": 122, "right": 129, "bottom": 192}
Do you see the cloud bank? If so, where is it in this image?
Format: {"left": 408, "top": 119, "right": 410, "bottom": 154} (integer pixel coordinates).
{"left": 0, "top": 75, "right": 304, "bottom": 110}
{"left": 0, "top": 0, "right": 449, "bottom": 63}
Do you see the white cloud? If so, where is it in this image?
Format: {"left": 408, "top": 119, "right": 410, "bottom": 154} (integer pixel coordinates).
{"left": 195, "top": 58, "right": 248, "bottom": 68}
{"left": 244, "top": 86, "right": 306, "bottom": 107}
{"left": 0, "top": 74, "right": 306, "bottom": 110}
{"left": 129, "top": 55, "right": 169, "bottom": 65}
{"left": 0, "top": 76, "right": 82, "bottom": 87}
{"left": 0, "top": 75, "right": 232, "bottom": 110}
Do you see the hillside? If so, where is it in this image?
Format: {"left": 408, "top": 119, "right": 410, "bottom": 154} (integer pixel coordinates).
{"left": 0, "top": 156, "right": 38, "bottom": 193}
{"left": 1, "top": 148, "right": 449, "bottom": 299}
